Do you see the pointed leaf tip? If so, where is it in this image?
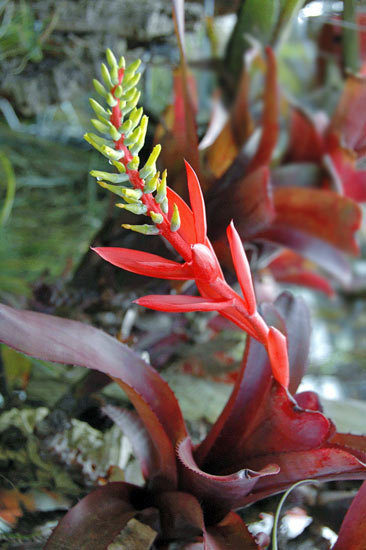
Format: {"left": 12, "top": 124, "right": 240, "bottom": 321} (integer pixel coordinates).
{"left": 184, "top": 160, "right": 207, "bottom": 244}
{"left": 267, "top": 326, "right": 289, "bottom": 388}
{"left": 226, "top": 221, "right": 256, "bottom": 315}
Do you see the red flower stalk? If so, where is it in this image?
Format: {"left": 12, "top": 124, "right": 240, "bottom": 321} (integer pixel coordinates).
{"left": 85, "top": 50, "right": 289, "bottom": 387}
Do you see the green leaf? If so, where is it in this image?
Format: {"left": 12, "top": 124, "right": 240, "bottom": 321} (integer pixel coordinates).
{"left": 226, "top": 0, "right": 279, "bottom": 81}
{"left": 0, "top": 151, "right": 16, "bottom": 226}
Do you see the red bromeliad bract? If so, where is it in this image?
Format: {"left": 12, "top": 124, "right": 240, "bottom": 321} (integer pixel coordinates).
{"left": 85, "top": 51, "right": 289, "bottom": 386}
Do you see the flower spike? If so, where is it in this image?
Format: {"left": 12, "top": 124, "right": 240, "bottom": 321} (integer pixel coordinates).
{"left": 86, "top": 49, "right": 291, "bottom": 387}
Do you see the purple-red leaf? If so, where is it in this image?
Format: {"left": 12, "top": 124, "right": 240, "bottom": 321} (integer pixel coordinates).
{"left": 135, "top": 295, "right": 234, "bottom": 313}
{"left": 205, "top": 512, "right": 261, "bottom": 550}
{"left": 256, "top": 223, "right": 353, "bottom": 285}
{"left": 178, "top": 437, "right": 278, "bottom": 523}
{"left": 45, "top": 482, "right": 140, "bottom": 550}
{"left": 0, "top": 304, "right": 187, "bottom": 484}
{"left": 244, "top": 446, "right": 366, "bottom": 504}
{"left": 93, "top": 247, "right": 194, "bottom": 280}
{"left": 333, "top": 481, "right": 366, "bottom": 550}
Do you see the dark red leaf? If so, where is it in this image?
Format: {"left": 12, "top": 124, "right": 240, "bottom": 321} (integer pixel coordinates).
{"left": 333, "top": 482, "right": 366, "bottom": 550}
{"left": 45, "top": 482, "right": 140, "bottom": 550}
{"left": 0, "top": 304, "right": 187, "bottom": 482}
{"left": 102, "top": 405, "right": 172, "bottom": 487}
{"left": 205, "top": 512, "right": 260, "bottom": 550}
{"left": 153, "top": 491, "right": 205, "bottom": 542}
{"left": 178, "top": 437, "right": 278, "bottom": 523}
{"left": 287, "top": 108, "right": 325, "bottom": 162}
{"left": 244, "top": 446, "right": 366, "bottom": 504}
{"left": 273, "top": 187, "right": 362, "bottom": 255}
{"left": 329, "top": 75, "right": 366, "bottom": 155}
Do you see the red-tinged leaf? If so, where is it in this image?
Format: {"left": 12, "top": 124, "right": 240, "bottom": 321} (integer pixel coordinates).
{"left": 166, "top": 185, "right": 197, "bottom": 245}
{"left": 102, "top": 405, "right": 168, "bottom": 486}
{"left": 267, "top": 250, "right": 335, "bottom": 296}
{"left": 135, "top": 295, "right": 234, "bottom": 313}
{"left": 209, "top": 166, "right": 275, "bottom": 243}
{"left": 287, "top": 108, "right": 325, "bottom": 162}
{"left": 205, "top": 512, "right": 260, "bottom": 550}
{"left": 45, "top": 482, "right": 141, "bottom": 550}
{"left": 295, "top": 391, "right": 324, "bottom": 412}
{"left": 244, "top": 446, "right": 366, "bottom": 505}
{"left": 178, "top": 437, "right": 278, "bottom": 523}
{"left": 333, "top": 481, "right": 366, "bottom": 550}
{"left": 93, "top": 247, "right": 194, "bottom": 280}
{"left": 0, "top": 304, "right": 188, "bottom": 465}
{"left": 262, "top": 292, "right": 311, "bottom": 395}
{"left": 273, "top": 187, "right": 362, "bottom": 255}
{"left": 247, "top": 47, "right": 279, "bottom": 173}
{"left": 153, "top": 491, "right": 205, "bottom": 542}
{"left": 330, "top": 433, "right": 366, "bottom": 460}
{"left": 226, "top": 221, "right": 256, "bottom": 315}
{"left": 195, "top": 339, "right": 272, "bottom": 467}
{"left": 185, "top": 161, "right": 207, "bottom": 244}
{"left": 329, "top": 75, "right": 366, "bottom": 155}
{"left": 327, "top": 138, "right": 366, "bottom": 202}
{"left": 255, "top": 223, "right": 353, "bottom": 285}
{"left": 203, "top": 61, "right": 254, "bottom": 179}
{"left": 267, "top": 326, "right": 289, "bottom": 388}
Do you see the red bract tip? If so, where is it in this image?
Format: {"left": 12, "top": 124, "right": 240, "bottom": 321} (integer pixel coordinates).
{"left": 267, "top": 326, "right": 289, "bottom": 388}
{"left": 184, "top": 160, "right": 207, "bottom": 244}
{"left": 226, "top": 221, "right": 256, "bottom": 315}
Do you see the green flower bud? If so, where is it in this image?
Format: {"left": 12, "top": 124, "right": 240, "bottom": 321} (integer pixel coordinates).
{"left": 101, "top": 63, "right": 113, "bottom": 89}
{"left": 170, "top": 203, "right": 180, "bottom": 232}
{"left": 116, "top": 202, "right": 147, "bottom": 215}
{"left": 122, "top": 223, "right": 160, "bottom": 235}
{"left": 150, "top": 211, "right": 164, "bottom": 225}
{"left": 90, "top": 170, "right": 129, "bottom": 183}
{"left": 155, "top": 169, "right": 167, "bottom": 204}
{"left": 93, "top": 79, "right": 108, "bottom": 98}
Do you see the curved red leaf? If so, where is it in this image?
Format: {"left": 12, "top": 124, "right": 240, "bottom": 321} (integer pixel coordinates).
{"left": 185, "top": 160, "right": 207, "bottom": 244}
{"left": 178, "top": 437, "right": 278, "bottom": 523}
{"left": 206, "top": 512, "right": 260, "bottom": 550}
{"left": 226, "top": 221, "right": 256, "bottom": 315}
{"left": 0, "top": 304, "right": 187, "bottom": 483}
{"left": 244, "top": 446, "right": 366, "bottom": 504}
{"left": 262, "top": 292, "right": 311, "bottom": 395}
{"left": 273, "top": 187, "right": 361, "bottom": 255}
{"left": 93, "top": 247, "right": 194, "bottom": 280}
{"left": 333, "top": 481, "right": 366, "bottom": 550}
{"left": 45, "top": 482, "right": 141, "bottom": 550}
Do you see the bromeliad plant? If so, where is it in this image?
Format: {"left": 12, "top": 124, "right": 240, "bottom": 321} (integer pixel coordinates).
{"left": 1, "top": 50, "right": 366, "bottom": 549}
